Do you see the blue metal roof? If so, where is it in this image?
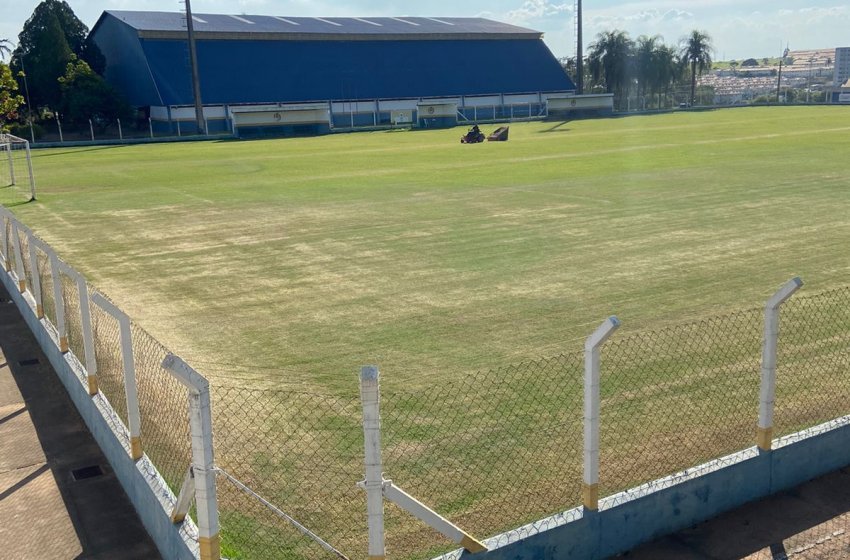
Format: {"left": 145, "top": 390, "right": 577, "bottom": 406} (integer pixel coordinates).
{"left": 90, "top": 11, "right": 575, "bottom": 108}
{"left": 98, "top": 10, "right": 542, "bottom": 38}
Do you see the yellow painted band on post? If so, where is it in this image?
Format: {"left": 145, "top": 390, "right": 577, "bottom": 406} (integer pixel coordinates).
{"left": 757, "top": 427, "right": 773, "bottom": 451}
{"left": 87, "top": 375, "right": 99, "bottom": 396}
{"left": 460, "top": 533, "right": 488, "bottom": 553}
{"left": 59, "top": 336, "right": 69, "bottom": 353}
{"left": 582, "top": 483, "right": 599, "bottom": 510}
{"left": 130, "top": 436, "right": 143, "bottom": 461}
{"left": 199, "top": 535, "right": 221, "bottom": 560}
{"left": 18, "top": 279, "right": 26, "bottom": 293}
{"left": 36, "top": 303, "right": 43, "bottom": 319}
{"left": 367, "top": 556, "right": 385, "bottom": 560}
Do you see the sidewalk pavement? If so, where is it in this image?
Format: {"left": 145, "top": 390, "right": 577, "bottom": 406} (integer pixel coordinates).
{"left": 0, "top": 282, "right": 161, "bottom": 559}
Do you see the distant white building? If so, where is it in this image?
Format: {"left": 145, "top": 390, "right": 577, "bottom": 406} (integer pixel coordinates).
{"left": 835, "top": 47, "right": 850, "bottom": 85}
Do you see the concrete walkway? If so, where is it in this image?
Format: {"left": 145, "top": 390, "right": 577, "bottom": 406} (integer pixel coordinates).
{"left": 0, "top": 283, "right": 161, "bottom": 559}
{"left": 618, "top": 466, "right": 850, "bottom": 559}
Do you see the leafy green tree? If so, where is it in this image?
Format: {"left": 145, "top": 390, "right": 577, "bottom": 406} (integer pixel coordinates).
{"left": 58, "top": 57, "right": 132, "bottom": 129}
{"left": 588, "top": 30, "right": 634, "bottom": 110}
{"left": 0, "top": 62, "right": 25, "bottom": 129}
{"left": 10, "top": 0, "right": 105, "bottom": 111}
{"left": 680, "top": 30, "right": 714, "bottom": 105}
{"left": 13, "top": 0, "right": 104, "bottom": 74}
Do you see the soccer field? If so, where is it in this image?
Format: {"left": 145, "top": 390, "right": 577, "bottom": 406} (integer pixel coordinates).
{"left": 3, "top": 106, "right": 849, "bottom": 394}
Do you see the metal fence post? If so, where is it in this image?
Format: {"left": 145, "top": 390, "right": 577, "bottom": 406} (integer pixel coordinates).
{"left": 60, "top": 263, "right": 98, "bottom": 394}
{"left": 583, "top": 316, "right": 620, "bottom": 511}
{"left": 360, "top": 365, "right": 385, "bottom": 560}
{"left": 162, "top": 354, "right": 220, "bottom": 560}
{"left": 49, "top": 251, "right": 68, "bottom": 352}
{"left": 25, "top": 230, "right": 43, "bottom": 318}
{"left": 0, "top": 214, "right": 8, "bottom": 272}
{"left": 5, "top": 141, "right": 14, "bottom": 185}
{"left": 24, "top": 140, "right": 36, "bottom": 201}
{"left": 91, "top": 292, "right": 143, "bottom": 460}
{"left": 10, "top": 222, "right": 26, "bottom": 293}
{"left": 757, "top": 277, "right": 803, "bottom": 451}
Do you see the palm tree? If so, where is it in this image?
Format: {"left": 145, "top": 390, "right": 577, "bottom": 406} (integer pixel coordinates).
{"left": 680, "top": 30, "right": 713, "bottom": 106}
{"left": 652, "top": 44, "right": 680, "bottom": 109}
{"left": 0, "top": 39, "right": 13, "bottom": 61}
{"left": 635, "top": 35, "right": 661, "bottom": 109}
{"left": 588, "top": 30, "right": 634, "bottom": 110}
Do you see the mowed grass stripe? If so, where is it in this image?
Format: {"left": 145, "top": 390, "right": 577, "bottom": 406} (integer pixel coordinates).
{"left": 3, "top": 107, "right": 849, "bottom": 392}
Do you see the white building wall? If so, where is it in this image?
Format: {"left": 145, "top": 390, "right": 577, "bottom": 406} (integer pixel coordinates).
{"left": 834, "top": 47, "right": 850, "bottom": 86}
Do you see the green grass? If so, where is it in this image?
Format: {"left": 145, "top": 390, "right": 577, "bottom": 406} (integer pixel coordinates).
{"left": 4, "top": 106, "right": 850, "bottom": 558}
{"left": 4, "top": 106, "right": 849, "bottom": 393}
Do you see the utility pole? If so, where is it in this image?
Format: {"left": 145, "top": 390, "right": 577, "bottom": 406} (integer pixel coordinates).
{"left": 184, "top": 0, "right": 205, "bottom": 134}
{"left": 575, "top": 0, "right": 583, "bottom": 94}
{"left": 776, "top": 59, "right": 783, "bottom": 104}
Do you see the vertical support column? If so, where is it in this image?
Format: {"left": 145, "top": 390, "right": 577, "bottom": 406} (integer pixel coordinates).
{"left": 10, "top": 222, "right": 26, "bottom": 293}
{"left": 60, "top": 264, "right": 98, "bottom": 394}
{"left": 758, "top": 277, "right": 803, "bottom": 451}
{"left": 360, "top": 365, "right": 385, "bottom": 560}
{"left": 26, "top": 231, "right": 43, "bottom": 318}
{"left": 6, "top": 141, "right": 15, "bottom": 185}
{"left": 91, "top": 292, "right": 143, "bottom": 460}
{"left": 583, "top": 316, "right": 620, "bottom": 511}
{"left": 1, "top": 214, "right": 9, "bottom": 272}
{"left": 78, "top": 275, "right": 97, "bottom": 394}
{"left": 162, "top": 354, "right": 220, "bottom": 560}
{"left": 50, "top": 251, "right": 68, "bottom": 352}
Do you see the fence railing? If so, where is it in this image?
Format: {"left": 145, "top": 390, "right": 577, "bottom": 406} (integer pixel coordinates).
{"left": 2, "top": 204, "right": 849, "bottom": 560}
{"left": 0, "top": 207, "right": 221, "bottom": 558}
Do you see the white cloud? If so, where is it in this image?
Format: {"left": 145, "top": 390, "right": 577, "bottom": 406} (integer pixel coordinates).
{"left": 505, "top": 0, "right": 572, "bottom": 23}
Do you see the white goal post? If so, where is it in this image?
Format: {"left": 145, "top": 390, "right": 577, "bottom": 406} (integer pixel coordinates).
{"left": 0, "top": 133, "right": 36, "bottom": 201}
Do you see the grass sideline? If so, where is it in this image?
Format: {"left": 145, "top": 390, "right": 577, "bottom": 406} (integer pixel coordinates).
{"left": 3, "top": 106, "right": 848, "bottom": 393}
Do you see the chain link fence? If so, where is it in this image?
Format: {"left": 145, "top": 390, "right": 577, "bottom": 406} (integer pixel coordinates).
{"left": 599, "top": 309, "right": 763, "bottom": 498}
{"left": 775, "top": 287, "right": 850, "bottom": 438}
{"left": 212, "top": 386, "right": 364, "bottom": 559}
{"left": 3, "top": 207, "right": 850, "bottom": 560}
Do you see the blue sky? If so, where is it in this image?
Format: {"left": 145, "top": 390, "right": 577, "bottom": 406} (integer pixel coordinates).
{"left": 1, "top": 0, "right": 848, "bottom": 61}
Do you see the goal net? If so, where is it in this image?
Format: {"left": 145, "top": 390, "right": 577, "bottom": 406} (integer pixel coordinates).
{"left": 0, "top": 134, "right": 36, "bottom": 202}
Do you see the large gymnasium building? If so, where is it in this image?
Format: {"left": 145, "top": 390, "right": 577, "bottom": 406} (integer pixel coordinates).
{"left": 90, "top": 11, "right": 605, "bottom": 137}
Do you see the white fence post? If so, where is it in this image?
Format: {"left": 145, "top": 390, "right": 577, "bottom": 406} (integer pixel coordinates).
{"left": 49, "top": 251, "right": 68, "bottom": 352}
{"left": 25, "top": 229, "right": 43, "bottom": 318}
{"left": 60, "top": 263, "right": 98, "bottom": 394}
{"left": 5, "top": 141, "right": 14, "bottom": 185}
{"left": 10, "top": 222, "right": 26, "bottom": 293}
{"left": 162, "top": 354, "right": 220, "bottom": 560}
{"left": 758, "top": 277, "right": 803, "bottom": 451}
{"left": 360, "top": 365, "right": 385, "bottom": 560}
{"left": 583, "top": 316, "right": 620, "bottom": 511}
{"left": 1, "top": 214, "right": 9, "bottom": 272}
{"left": 24, "top": 140, "right": 36, "bottom": 201}
{"left": 91, "top": 292, "right": 143, "bottom": 460}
